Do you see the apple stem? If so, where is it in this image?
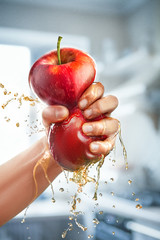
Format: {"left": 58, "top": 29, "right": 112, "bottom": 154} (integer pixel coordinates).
{"left": 57, "top": 36, "right": 63, "bottom": 65}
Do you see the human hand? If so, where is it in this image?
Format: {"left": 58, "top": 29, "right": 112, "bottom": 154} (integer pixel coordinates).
{"left": 42, "top": 82, "right": 119, "bottom": 156}
{"left": 78, "top": 82, "right": 119, "bottom": 156}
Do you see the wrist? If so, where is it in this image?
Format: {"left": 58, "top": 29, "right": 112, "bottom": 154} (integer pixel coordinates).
{"left": 39, "top": 135, "right": 63, "bottom": 175}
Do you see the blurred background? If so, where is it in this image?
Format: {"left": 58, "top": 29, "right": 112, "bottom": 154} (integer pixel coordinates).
{"left": 0, "top": 0, "right": 160, "bottom": 239}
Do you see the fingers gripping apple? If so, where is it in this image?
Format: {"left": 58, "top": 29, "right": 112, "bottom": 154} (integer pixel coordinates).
{"left": 48, "top": 108, "right": 106, "bottom": 171}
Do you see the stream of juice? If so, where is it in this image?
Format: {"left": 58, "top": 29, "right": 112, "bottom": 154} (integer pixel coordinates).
{"left": 1, "top": 82, "right": 142, "bottom": 239}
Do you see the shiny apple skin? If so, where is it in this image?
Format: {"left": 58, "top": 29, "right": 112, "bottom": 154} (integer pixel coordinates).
{"left": 48, "top": 108, "right": 106, "bottom": 171}
{"left": 29, "top": 48, "right": 96, "bottom": 109}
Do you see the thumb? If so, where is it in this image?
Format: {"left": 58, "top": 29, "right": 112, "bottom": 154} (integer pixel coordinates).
{"left": 42, "top": 105, "right": 69, "bottom": 130}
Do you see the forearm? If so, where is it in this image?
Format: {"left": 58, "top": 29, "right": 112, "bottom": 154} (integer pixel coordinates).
{"left": 0, "top": 136, "right": 62, "bottom": 226}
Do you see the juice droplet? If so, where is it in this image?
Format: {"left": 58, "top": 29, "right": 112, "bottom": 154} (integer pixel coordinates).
{"left": 63, "top": 170, "right": 69, "bottom": 184}
{"left": 21, "top": 205, "right": 30, "bottom": 224}
{"left": 105, "top": 181, "right": 108, "bottom": 184}
{"left": 59, "top": 188, "right": 64, "bottom": 192}
{"left": 111, "top": 192, "right": 114, "bottom": 196}
{"left": 74, "top": 218, "right": 87, "bottom": 231}
{"left": 92, "top": 218, "right": 99, "bottom": 225}
{"left": 99, "top": 211, "right": 103, "bottom": 215}
{"left": 62, "top": 230, "right": 67, "bottom": 238}
{"left": 21, "top": 219, "right": 25, "bottom": 224}
{"left": 0, "top": 83, "right": 4, "bottom": 88}
{"left": 71, "top": 193, "right": 77, "bottom": 211}
{"left": 136, "top": 204, "right": 142, "bottom": 209}
{"left": 16, "top": 122, "right": 20, "bottom": 127}
{"left": 68, "top": 222, "right": 73, "bottom": 227}
{"left": 110, "top": 178, "right": 114, "bottom": 182}
{"left": 88, "top": 235, "right": 94, "bottom": 238}
{"left": 69, "top": 216, "right": 73, "bottom": 220}
{"left": 112, "top": 231, "right": 115, "bottom": 236}
{"left": 128, "top": 179, "right": 132, "bottom": 184}
{"left": 135, "top": 198, "right": 139, "bottom": 202}
{"left": 6, "top": 118, "right": 11, "bottom": 122}
{"left": 132, "top": 192, "right": 135, "bottom": 196}
{"left": 112, "top": 205, "right": 116, "bottom": 208}
{"left": 77, "top": 198, "right": 81, "bottom": 203}
{"left": 4, "top": 90, "right": 7, "bottom": 95}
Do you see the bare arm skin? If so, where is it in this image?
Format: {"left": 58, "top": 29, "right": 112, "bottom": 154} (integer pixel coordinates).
{"left": 0, "top": 137, "right": 62, "bottom": 226}
{"left": 0, "top": 82, "right": 118, "bottom": 226}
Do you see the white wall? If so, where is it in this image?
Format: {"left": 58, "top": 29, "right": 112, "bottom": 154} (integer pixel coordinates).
{"left": 126, "top": 0, "right": 160, "bottom": 53}
{"left": 0, "top": 1, "right": 127, "bottom": 59}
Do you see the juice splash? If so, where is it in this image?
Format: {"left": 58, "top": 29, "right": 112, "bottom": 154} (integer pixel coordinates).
{"left": 1, "top": 82, "right": 131, "bottom": 238}
{"left": 118, "top": 122, "right": 128, "bottom": 170}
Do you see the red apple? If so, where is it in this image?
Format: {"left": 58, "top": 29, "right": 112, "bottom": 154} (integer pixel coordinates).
{"left": 29, "top": 46, "right": 96, "bottom": 109}
{"left": 29, "top": 37, "right": 103, "bottom": 171}
{"left": 48, "top": 108, "right": 106, "bottom": 171}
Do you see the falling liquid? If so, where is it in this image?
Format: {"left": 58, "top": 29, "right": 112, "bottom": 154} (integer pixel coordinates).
{"left": 61, "top": 230, "right": 67, "bottom": 239}
{"left": 99, "top": 211, "right": 103, "bottom": 215}
{"left": 16, "top": 122, "right": 20, "bottom": 127}
{"left": 75, "top": 218, "right": 87, "bottom": 231}
{"left": 128, "top": 179, "right": 132, "bottom": 185}
{"left": 92, "top": 218, "right": 99, "bottom": 225}
{"left": 93, "top": 156, "right": 105, "bottom": 201}
{"left": 118, "top": 122, "right": 128, "bottom": 170}
{"left": 88, "top": 235, "right": 94, "bottom": 238}
{"left": 136, "top": 204, "right": 142, "bottom": 209}
{"left": 1, "top": 82, "right": 130, "bottom": 239}
{"left": 59, "top": 188, "right": 64, "bottom": 192}
{"left": 70, "top": 163, "right": 96, "bottom": 191}
{"left": 110, "top": 178, "right": 114, "bottom": 182}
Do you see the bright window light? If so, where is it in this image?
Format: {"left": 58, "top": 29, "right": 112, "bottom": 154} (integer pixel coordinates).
{"left": 0, "top": 44, "right": 31, "bottom": 164}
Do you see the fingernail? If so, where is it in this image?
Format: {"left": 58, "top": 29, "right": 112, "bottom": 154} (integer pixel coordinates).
{"left": 56, "top": 109, "right": 68, "bottom": 120}
{"left": 82, "top": 124, "right": 93, "bottom": 134}
{"left": 84, "top": 109, "right": 92, "bottom": 118}
{"left": 90, "top": 142, "right": 100, "bottom": 152}
{"left": 79, "top": 99, "right": 88, "bottom": 109}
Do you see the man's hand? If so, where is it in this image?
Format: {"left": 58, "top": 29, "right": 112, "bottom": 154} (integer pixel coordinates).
{"left": 42, "top": 82, "right": 119, "bottom": 156}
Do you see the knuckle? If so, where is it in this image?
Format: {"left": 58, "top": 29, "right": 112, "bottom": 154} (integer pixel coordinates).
{"left": 92, "top": 101, "right": 102, "bottom": 117}
{"left": 102, "top": 142, "right": 110, "bottom": 156}
{"left": 98, "top": 119, "right": 107, "bottom": 135}
{"left": 86, "top": 87, "right": 95, "bottom": 101}
{"left": 105, "top": 141, "right": 113, "bottom": 155}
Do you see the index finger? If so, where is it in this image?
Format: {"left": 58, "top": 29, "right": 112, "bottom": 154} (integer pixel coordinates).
{"left": 78, "top": 82, "right": 104, "bottom": 110}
